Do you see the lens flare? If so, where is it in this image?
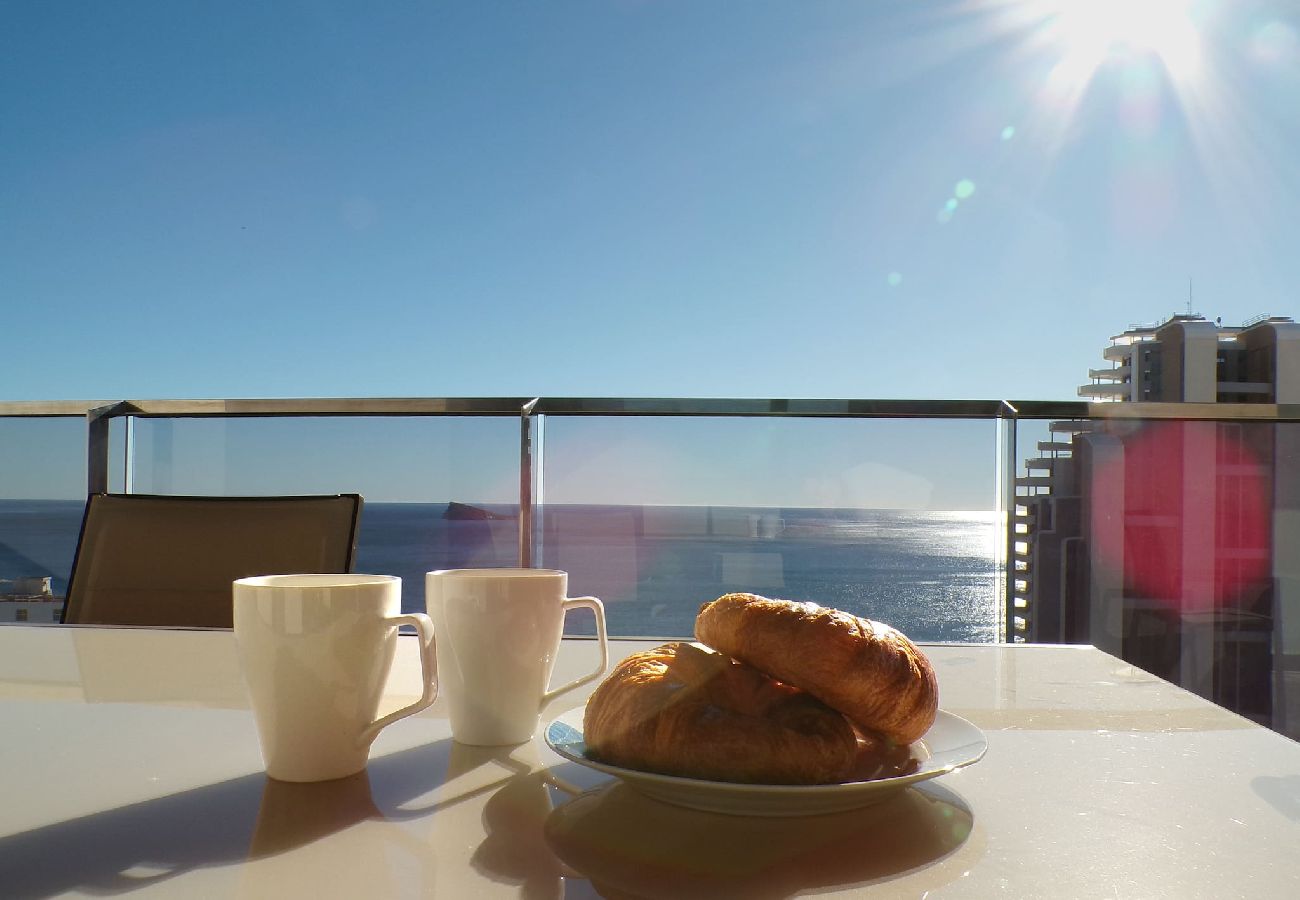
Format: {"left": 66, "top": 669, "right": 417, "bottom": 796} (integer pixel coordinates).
{"left": 1251, "top": 21, "right": 1297, "bottom": 65}
{"left": 1089, "top": 422, "right": 1271, "bottom": 610}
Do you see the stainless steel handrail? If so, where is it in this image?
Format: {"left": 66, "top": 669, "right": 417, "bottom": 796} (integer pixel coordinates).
{"left": 0, "top": 401, "right": 111, "bottom": 417}
{"left": 9, "top": 396, "right": 1300, "bottom": 421}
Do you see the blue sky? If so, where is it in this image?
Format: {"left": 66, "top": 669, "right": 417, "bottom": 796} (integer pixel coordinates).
{"left": 2, "top": 1, "right": 1298, "bottom": 505}
{"left": 6, "top": 0, "right": 1297, "bottom": 403}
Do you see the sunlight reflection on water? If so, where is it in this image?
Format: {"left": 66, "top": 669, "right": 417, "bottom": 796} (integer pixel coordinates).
{"left": 547, "top": 508, "right": 1003, "bottom": 644}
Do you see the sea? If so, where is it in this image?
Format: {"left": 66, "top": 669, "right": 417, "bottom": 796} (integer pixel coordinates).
{"left": 0, "top": 500, "right": 1001, "bottom": 642}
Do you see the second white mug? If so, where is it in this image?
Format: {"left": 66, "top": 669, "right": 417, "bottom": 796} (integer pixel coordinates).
{"left": 426, "top": 568, "right": 608, "bottom": 746}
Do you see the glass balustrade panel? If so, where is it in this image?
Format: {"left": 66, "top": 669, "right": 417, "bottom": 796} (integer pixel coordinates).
{"left": 127, "top": 415, "right": 522, "bottom": 614}
{"left": 0, "top": 417, "right": 112, "bottom": 623}
{"left": 1012, "top": 414, "right": 1300, "bottom": 739}
{"left": 535, "top": 415, "right": 1003, "bottom": 643}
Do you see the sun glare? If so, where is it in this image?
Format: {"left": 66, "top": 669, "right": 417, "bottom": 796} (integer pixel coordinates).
{"left": 1005, "top": 0, "right": 1213, "bottom": 152}
{"left": 975, "top": 0, "right": 1287, "bottom": 239}
{"left": 1052, "top": 0, "right": 1203, "bottom": 79}
{"left": 896, "top": 0, "right": 1283, "bottom": 275}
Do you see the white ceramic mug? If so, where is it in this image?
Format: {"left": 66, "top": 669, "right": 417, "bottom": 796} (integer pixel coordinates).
{"left": 426, "top": 568, "right": 609, "bottom": 746}
{"left": 233, "top": 574, "right": 438, "bottom": 782}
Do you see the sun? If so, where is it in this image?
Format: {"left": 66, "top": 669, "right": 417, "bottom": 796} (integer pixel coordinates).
{"left": 1047, "top": 0, "right": 1203, "bottom": 83}
{"left": 1003, "top": 0, "right": 1211, "bottom": 145}
{"left": 935, "top": 0, "right": 1277, "bottom": 248}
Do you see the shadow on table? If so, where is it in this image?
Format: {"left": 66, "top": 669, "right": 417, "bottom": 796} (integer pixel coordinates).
{"left": 0, "top": 737, "right": 459, "bottom": 898}
{"left": 421, "top": 740, "right": 577, "bottom": 899}
{"left": 544, "top": 780, "right": 976, "bottom": 900}
{"left": 1251, "top": 773, "right": 1300, "bottom": 822}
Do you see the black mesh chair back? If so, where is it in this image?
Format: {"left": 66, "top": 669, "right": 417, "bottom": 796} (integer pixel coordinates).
{"left": 61, "top": 493, "right": 363, "bottom": 628}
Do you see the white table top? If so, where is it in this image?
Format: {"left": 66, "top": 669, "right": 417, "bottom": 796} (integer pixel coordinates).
{"left": 1, "top": 625, "right": 1298, "bottom": 899}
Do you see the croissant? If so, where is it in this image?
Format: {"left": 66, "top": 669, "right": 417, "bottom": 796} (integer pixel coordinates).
{"left": 582, "top": 641, "right": 858, "bottom": 784}
{"left": 695, "top": 593, "right": 938, "bottom": 745}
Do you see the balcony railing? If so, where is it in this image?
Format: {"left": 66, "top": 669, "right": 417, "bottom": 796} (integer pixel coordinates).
{"left": 5, "top": 396, "right": 1300, "bottom": 738}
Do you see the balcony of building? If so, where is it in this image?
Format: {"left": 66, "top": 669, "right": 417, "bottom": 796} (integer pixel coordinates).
{"left": 1077, "top": 382, "right": 1130, "bottom": 399}
{"left": 1216, "top": 381, "right": 1273, "bottom": 400}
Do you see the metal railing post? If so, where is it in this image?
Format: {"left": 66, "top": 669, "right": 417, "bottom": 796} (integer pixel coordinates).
{"left": 86, "top": 404, "right": 118, "bottom": 495}
{"left": 1000, "top": 400, "right": 1019, "bottom": 643}
{"left": 123, "top": 415, "right": 134, "bottom": 494}
{"left": 519, "top": 399, "right": 540, "bottom": 567}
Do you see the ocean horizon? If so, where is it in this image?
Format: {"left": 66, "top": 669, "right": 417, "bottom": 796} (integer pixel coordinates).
{"left": 0, "top": 499, "right": 1000, "bottom": 642}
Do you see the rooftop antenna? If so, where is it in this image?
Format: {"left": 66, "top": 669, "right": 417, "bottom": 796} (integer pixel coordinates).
{"left": 1187, "top": 277, "right": 1193, "bottom": 315}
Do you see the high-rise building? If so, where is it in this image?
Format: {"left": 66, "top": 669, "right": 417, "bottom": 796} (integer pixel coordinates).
{"left": 1017, "top": 314, "right": 1300, "bottom": 737}
{"left": 1077, "top": 313, "right": 1300, "bottom": 403}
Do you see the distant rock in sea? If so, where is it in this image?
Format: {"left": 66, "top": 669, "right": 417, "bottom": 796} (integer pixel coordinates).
{"left": 442, "top": 501, "right": 515, "bottom": 521}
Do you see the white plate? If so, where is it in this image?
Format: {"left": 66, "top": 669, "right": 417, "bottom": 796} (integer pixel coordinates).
{"left": 544, "top": 707, "right": 986, "bottom": 817}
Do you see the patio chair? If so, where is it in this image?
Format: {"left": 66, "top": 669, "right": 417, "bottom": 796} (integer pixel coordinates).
{"left": 61, "top": 493, "right": 363, "bottom": 628}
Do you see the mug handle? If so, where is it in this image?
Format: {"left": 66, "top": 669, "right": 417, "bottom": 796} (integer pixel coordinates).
{"left": 360, "top": 612, "right": 439, "bottom": 747}
{"left": 540, "top": 596, "right": 609, "bottom": 707}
